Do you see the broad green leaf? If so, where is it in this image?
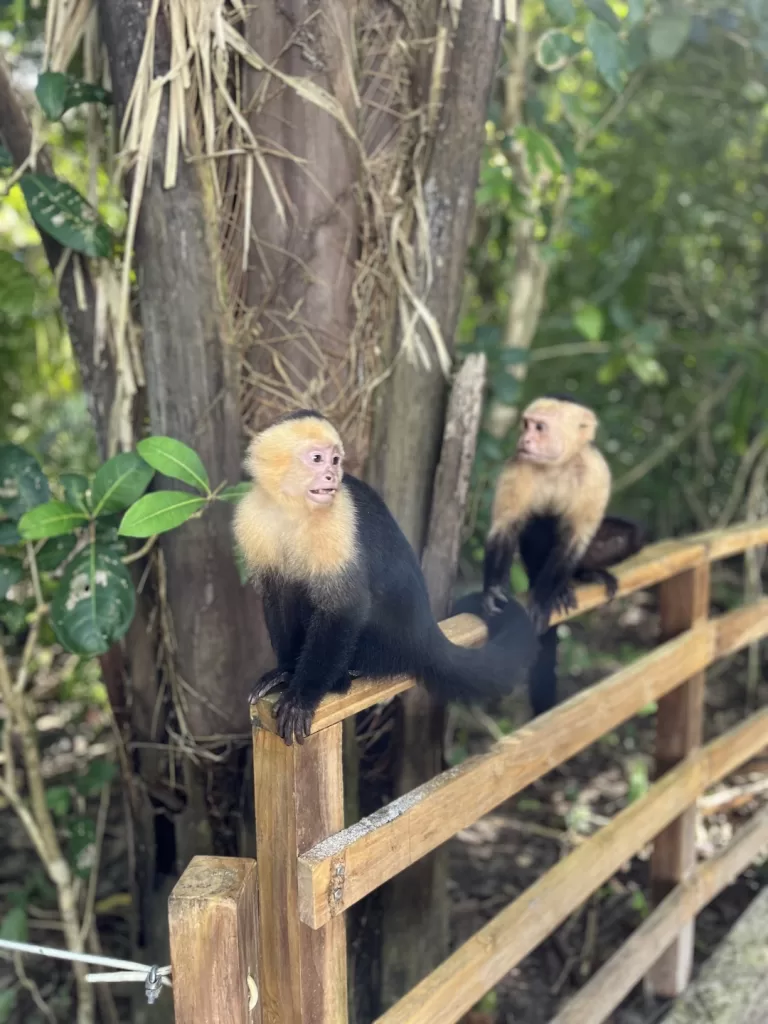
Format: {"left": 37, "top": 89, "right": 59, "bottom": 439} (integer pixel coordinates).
{"left": 0, "top": 906, "right": 28, "bottom": 942}
{"left": 584, "top": 0, "right": 621, "bottom": 30}
{"left": 0, "top": 556, "right": 21, "bottom": 599}
{"left": 50, "top": 545, "right": 136, "bottom": 655}
{"left": 573, "top": 304, "right": 604, "bottom": 341}
{"left": 46, "top": 785, "right": 72, "bottom": 817}
{"left": 516, "top": 125, "right": 562, "bottom": 177}
{"left": 76, "top": 758, "right": 117, "bottom": 796}
{"left": 0, "top": 988, "right": 16, "bottom": 1024}
{"left": 136, "top": 437, "right": 210, "bottom": 494}
{"left": 0, "top": 521, "right": 20, "bottom": 547}
{"left": 0, "top": 599, "right": 28, "bottom": 636}
{"left": 544, "top": 0, "right": 575, "bottom": 25}
{"left": 68, "top": 815, "right": 97, "bottom": 877}
{"left": 626, "top": 24, "right": 649, "bottom": 72}
{"left": 626, "top": 0, "right": 645, "bottom": 27}
{"left": 218, "top": 482, "right": 251, "bottom": 503}
{"left": 19, "top": 500, "right": 87, "bottom": 540}
{"left": 0, "top": 145, "right": 12, "bottom": 170}
{"left": 36, "top": 534, "right": 78, "bottom": 571}
{"left": 647, "top": 11, "right": 691, "bottom": 61}
{"left": 536, "top": 30, "right": 581, "bottom": 71}
{"left": 61, "top": 472, "right": 90, "bottom": 512}
{"left": 0, "top": 444, "right": 50, "bottom": 520}
{"left": 119, "top": 492, "right": 207, "bottom": 538}
{"left": 585, "top": 21, "right": 626, "bottom": 92}
{"left": 36, "top": 71, "right": 112, "bottom": 122}
{"left": 0, "top": 252, "right": 38, "bottom": 318}
{"left": 91, "top": 452, "right": 154, "bottom": 516}
{"left": 19, "top": 174, "right": 113, "bottom": 260}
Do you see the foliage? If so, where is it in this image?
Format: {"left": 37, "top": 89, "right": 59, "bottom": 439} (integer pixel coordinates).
{"left": 0, "top": 437, "right": 247, "bottom": 656}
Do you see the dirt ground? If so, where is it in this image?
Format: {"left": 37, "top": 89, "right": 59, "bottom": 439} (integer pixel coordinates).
{"left": 445, "top": 585, "right": 768, "bottom": 1024}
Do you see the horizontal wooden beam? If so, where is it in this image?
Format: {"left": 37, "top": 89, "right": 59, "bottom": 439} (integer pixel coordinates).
{"left": 297, "top": 600, "right": 768, "bottom": 929}
{"left": 549, "top": 805, "right": 768, "bottom": 1024}
{"left": 297, "top": 622, "right": 715, "bottom": 928}
{"left": 373, "top": 706, "right": 768, "bottom": 1024}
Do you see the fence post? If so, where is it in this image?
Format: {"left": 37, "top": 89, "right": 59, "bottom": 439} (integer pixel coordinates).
{"left": 253, "top": 721, "right": 347, "bottom": 1024}
{"left": 168, "top": 855, "right": 261, "bottom": 1024}
{"left": 646, "top": 561, "right": 710, "bottom": 997}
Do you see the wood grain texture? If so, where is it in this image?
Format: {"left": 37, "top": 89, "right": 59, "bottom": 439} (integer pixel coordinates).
{"left": 253, "top": 724, "right": 347, "bottom": 1024}
{"left": 372, "top": 706, "right": 768, "bottom": 1024}
{"left": 550, "top": 806, "right": 768, "bottom": 1024}
{"left": 169, "top": 856, "right": 261, "bottom": 1024}
{"left": 297, "top": 623, "right": 716, "bottom": 928}
{"left": 648, "top": 563, "right": 710, "bottom": 997}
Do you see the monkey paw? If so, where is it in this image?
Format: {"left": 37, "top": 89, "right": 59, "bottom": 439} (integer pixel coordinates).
{"left": 249, "top": 667, "right": 292, "bottom": 705}
{"left": 604, "top": 572, "right": 619, "bottom": 601}
{"left": 273, "top": 690, "right": 317, "bottom": 746}
{"left": 482, "top": 585, "right": 510, "bottom": 618}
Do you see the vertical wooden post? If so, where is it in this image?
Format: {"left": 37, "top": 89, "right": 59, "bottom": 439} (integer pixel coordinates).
{"left": 253, "top": 722, "right": 347, "bottom": 1024}
{"left": 647, "top": 561, "right": 710, "bottom": 997}
{"left": 169, "top": 856, "right": 262, "bottom": 1024}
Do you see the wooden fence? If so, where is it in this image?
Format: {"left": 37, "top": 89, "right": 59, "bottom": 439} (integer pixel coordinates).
{"left": 167, "top": 519, "right": 768, "bottom": 1024}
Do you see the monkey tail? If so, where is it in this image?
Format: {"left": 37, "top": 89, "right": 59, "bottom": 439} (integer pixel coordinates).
{"left": 420, "top": 597, "right": 538, "bottom": 703}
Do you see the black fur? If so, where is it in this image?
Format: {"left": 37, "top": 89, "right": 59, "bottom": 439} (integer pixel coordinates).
{"left": 252, "top": 474, "right": 539, "bottom": 744}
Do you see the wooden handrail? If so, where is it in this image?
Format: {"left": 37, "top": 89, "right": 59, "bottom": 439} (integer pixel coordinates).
{"left": 296, "top": 601, "right": 768, "bottom": 928}
{"left": 250, "top": 519, "right": 768, "bottom": 737}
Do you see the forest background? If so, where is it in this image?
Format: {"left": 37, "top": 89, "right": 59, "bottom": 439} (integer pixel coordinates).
{"left": 1, "top": 0, "right": 767, "bottom": 1022}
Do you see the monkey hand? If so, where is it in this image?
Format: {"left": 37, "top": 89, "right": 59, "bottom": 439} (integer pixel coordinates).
{"left": 530, "top": 582, "right": 578, "bottom": 634}
{"left": 249, "top": 667, "right": 292, "bottom": 705}
{"left": 273, "top": 688, "right": 318, "bottom": 746}
{"left": 482, "top": 585, "right": 510, "bottom": 619}
{"left": 603, "top": 571, "right": 619, "bottom": 601}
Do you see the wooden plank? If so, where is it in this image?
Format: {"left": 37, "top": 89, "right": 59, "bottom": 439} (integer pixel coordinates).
{"left": 168, "top": 856, "right": 261, "bottom": 1024}
{"left": 659, "top": 878, "right": 768, "bottom": 1024}
{"left": 702, "top": 519, "right": 768, "bottom": 561}
{"left": 373, "top": 706, "right": 768, "bottom": 1024}
{"left": 298, "top": 623, "right": 716, "bottom": 929}
{"left": 715, "top": 598, "right": 768, "bottom": 658}
{"left": 251, "top": 540, "right": 708, "bottom": 737}
{"left": 648, "top": 563, "right": 710, "bottom": 998}
{"left": 550, "top": 806, "right": 768, "bottom": 1024}
{"left": 253, "top": 724, "right": 347, "bottom": 1024}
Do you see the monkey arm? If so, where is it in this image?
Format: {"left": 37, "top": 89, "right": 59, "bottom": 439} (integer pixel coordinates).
{"left": 482, "top": 524, "right": 520, "bottom": 616}
{"left": 528, "top": 526, "right": 587, "bottom": 634}
{"left": 272, "top": 607, "right": 363, "bottom": 744}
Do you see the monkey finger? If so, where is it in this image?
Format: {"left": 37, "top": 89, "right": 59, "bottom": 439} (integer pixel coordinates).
{"left": 249, "top": 668, "right": 291, "bottom": 704}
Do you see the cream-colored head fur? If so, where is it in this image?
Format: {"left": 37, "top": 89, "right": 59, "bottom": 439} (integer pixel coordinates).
{"left": 244, "top": 413, "right": 344, "bottom": 506}
{"left": 520, "top": 397, "right": 597, "bottom": 465}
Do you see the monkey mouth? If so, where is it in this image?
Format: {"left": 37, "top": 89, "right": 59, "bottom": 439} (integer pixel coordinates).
{"left": 307, "top": 487, "right": 337, "bottom": 505}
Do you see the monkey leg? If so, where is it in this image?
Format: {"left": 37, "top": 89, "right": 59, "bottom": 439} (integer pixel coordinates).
{"left": 527, "top": 626, "right": 559, "bottom": 716}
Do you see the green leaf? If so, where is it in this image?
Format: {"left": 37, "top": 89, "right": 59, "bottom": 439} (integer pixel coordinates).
{"left": 0, "top": 145, "right": 12, "bottom": 170}
{"left": 118, "top": 492, "right": 207, "bottom": 538}
{"left": 61, "top": 473, "right": 90, "bottom": 512}
{"left": 136, "top": 437, "right": 210, "bottom": 494}
{"left": 68, "top": 815, "right": 97, "bottom": 877}
{"left": 0, "top": 521, "right": 20, "bottom": 547}
{"left": 0, "top": 556, "right": 22, "bottom": 599}
{"left": 46, "top": 785, "right": 72, "bottom": 817}
{"left": 91, "top": 452, "right": 154, "bottom": 516}
{"left": 626, "top": 0, "right": 645, "bottom": 27}
{"left": 0, "top": 988, "right": 17, "bottom": 1024}
{"left": 218, "top": 482, "right": 251, "bottom": 503}
{"left": 647, "top": 11, "right": 691, "bottom": 61}
{"left": 536, "top": 29, "right": 582, "bottom": 71}
{"left": 76, "top": 758, "right": 116, "bottom": 796}
{"left": 36, "top": 71, "right": 112, "bottom": 122}
{"left": 36, "top": 534, "right": 78, "bottom": 572}
{"left": 493, "top": 373, "right": 521, "bottom": 406}
{"left": 584, "top": 0, "right": 621, "bottom": 30}
{"left": 19, "top": 173, "right": 113, "bottom": 259}
{"left": 626, "top": 24, "right": 649, "bottom": 72}
{"left": 500, "top": 348, "right": 530, "bottom": 366}
{"left": 0, "top": 252, "right": 38, "bottom": 318}
{"left": 573, "top": 303, "right": 604, "bottom": 341}
{"left": 0, "top": 599, "right": 28, "bottom": 635}
{"left": 585, "top": 20, "right": 626, "bottom": 92}
{"left": 544, "top": 0, "right": 575, "bottom": 24}
{"left": 0, "top": 906, "right": 28, "bottom": 942}
{"left": 50, "top": 545, "right": 136, "bottom": 655}
{"left": 0, "top": 444, "right": 50, "bottom": 520}
{"left": 19, "top": 500, "right": 87, "bottom": 540}
{"left": 516, "top": 125, "right": 563, "bottom": 176}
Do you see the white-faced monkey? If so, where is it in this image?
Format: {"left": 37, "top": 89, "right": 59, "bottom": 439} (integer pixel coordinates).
{"left": 234, "top": 410, "right": 538, "bottom": 745}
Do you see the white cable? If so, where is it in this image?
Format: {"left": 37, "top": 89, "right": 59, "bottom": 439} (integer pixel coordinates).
{"left": 0, "top": 938, "right": 172, "bottom": 1004}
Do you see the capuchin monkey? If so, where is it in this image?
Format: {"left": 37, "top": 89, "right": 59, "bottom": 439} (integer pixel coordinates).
{"left": 453, "top": 514, "right": 647, "bottom": 715}
{"left": 482, "top": 396, "right": 613, "bottom": 634}
{"left": 234, "top": 410, "right": 538, "bottom": 745}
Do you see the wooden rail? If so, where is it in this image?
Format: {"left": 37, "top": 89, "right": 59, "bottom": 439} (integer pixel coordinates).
{"left": 169, "top": 519, "right": 768, "bottom": 1024}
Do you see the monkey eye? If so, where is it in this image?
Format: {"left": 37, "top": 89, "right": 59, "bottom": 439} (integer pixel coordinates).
{"left": 311, "top": 452, "right": 323, "bottom": 463}
{"left": 332, "top": 455, "right": 340, "bottom": 466}
{"left": 536, "top": 422, "right": 545, "bottom": 433}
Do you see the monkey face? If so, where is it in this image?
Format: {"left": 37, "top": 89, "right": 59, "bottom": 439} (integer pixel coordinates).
{"left": 517, "top": 413, "right": 562, "bottom": 463}
{"left": 244, "top": 414, "right": 345, "bottom": 507}
{"left": 296, "top": 442, "right": 344, "bottom": 506}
